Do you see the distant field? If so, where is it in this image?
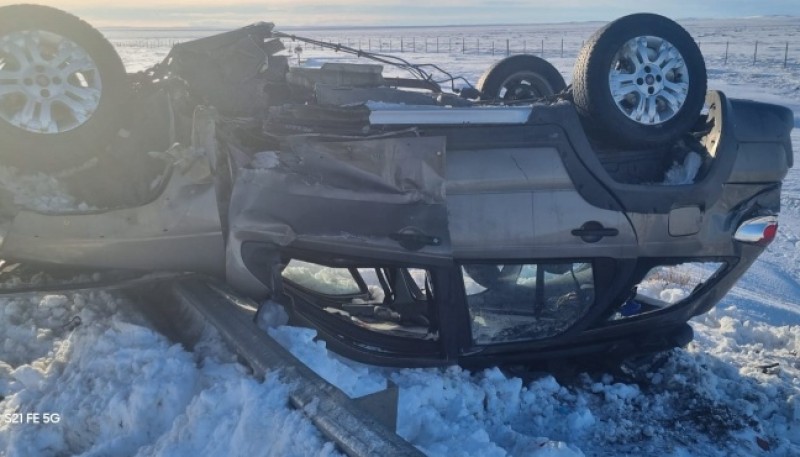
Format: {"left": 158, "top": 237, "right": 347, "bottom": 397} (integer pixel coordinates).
{"left": 104, "top": 16, "right": 800, "bottom": 73}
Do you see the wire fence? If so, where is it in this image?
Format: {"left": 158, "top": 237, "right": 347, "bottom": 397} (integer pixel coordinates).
{"left": 108, "top": 35, "right": 800, "bottom": 68}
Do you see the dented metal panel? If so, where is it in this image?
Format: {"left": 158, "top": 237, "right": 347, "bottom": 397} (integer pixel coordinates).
{"left": 227, "top": 135, "right": 451, "bottom": 261}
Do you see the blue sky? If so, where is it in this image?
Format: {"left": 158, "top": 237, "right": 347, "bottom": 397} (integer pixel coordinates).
{"left": 4, "top": 1, "right": 798, "bottom": 27}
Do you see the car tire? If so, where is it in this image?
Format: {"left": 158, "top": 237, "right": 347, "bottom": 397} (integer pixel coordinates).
{"left": 477, "top": 54, "right": 566, "bottom": 101}
{"left": 464, "top": 265, "right": 523, "bottom": 289}
{"left": 572, "top": 13, "right": 706, "bottom": 148}
{"left": 0, "top": 5, "right": 128, "bottom": 171}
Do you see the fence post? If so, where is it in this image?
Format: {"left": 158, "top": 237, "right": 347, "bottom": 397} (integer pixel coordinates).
{"left": 449, "top": 37, "right": 452, "bottom": 53}
{"left": 753, "top": 40, "right": 758, "bottom": 65}
{"left": 412, "top": 37, "right": 416, "bottom": 52}
{"left": 477, "top": 38, "right": 480, "bottom": 54}
{"left": 425, "top": 38, "right": 428, "bottom": 53}
{"left": 785, "top": 42, "right": 789, "bottom": 68}
{"left": 561, "top": 37, "right": 564, "bottom": 58}
{"left": 462, "top": 38, "right": 465, "bottom": 53}
{"left": 523, "top": 40, "right": 526, "bottom": 53}
{"left": 541, "top": 39, "right": 544, "bottom": 57}
{"left": 724, "top": 41, "right": 728, "bottom": 65}
{"left": 506, "top": 39, "right": 510, "bottom": 56}
{"left": 436, "top": 37, "right": 439, "bottom": 53}
{"left": 492, "top": 41, "right": 495, "bottom": 55}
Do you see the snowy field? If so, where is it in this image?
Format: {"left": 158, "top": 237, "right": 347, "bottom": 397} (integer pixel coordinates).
{"left": 1, "top": 17, "right": 800, "bottom": 457}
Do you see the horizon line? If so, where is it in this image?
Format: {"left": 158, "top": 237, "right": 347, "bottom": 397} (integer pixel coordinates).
{"left": 97, "top": 14, "right": 800, "bottom": 32}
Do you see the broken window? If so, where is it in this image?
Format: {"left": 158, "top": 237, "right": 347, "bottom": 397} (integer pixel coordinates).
{"left": 462, "top": 262, "right": 595, "bottom": 344}
{"left": 282, "top": 260, "right": 436, "bottom": 340}
{"left": 282, "top": 260, "right": 362, "bottom": 296}
{"left": 612, "top": 262, "right": 726, "bottom": 319}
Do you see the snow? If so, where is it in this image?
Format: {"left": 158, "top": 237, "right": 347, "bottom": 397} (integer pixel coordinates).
{"left": 256, "top": 300, "right": 290, "bottom": 329}
{"left": 663, "top": 151, "right": 703, "bottom": 185}
{"left": 0, "top": 292, "right": 341, "bottom": 457}
{"left": 262, "top": 306, "right": 800, "bottom": 456}
{"left": 1, "top": 15, "right": 799, "bottom": 457}
{"left": 0, "top": 167, "right": 92, "bottom": 212}
{"left": 251, "top": 151, "right": 281, "bottom": 169}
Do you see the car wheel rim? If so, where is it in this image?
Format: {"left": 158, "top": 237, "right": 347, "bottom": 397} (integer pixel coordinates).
{"left": 608, "top": 35, "right": 689, "bottom": 125}
{"left": 499, "top": 72, "right": 549, "bottom": 101}
{"left": 0, "top": 29, "right": 102, "bottom": 134}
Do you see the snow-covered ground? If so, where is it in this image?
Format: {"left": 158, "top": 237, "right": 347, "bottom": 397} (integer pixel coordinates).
{"left": 1, "top": 17, "right": 799, "bottom": 457}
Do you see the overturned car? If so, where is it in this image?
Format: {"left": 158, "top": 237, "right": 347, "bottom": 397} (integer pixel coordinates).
{"left": 0, "top": 5, "right": 794, "bottom": 367}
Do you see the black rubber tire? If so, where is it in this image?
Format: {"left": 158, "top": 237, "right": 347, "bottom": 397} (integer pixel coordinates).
{"left": 0, "top": 4, "right": 127, "bottom": 171}
{"left": 464, "top": 265, "right": 523, "bottom": 290}
{"left": 477, "top": 54, "right": 566, "bottom": 101}
{"left": 572, "top": 13, "right": 706, "bottom": 148}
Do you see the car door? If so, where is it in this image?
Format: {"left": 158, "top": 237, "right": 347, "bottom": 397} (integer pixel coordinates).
{"left": 227, "top": 134, "right": 452, "bottom": 265}
{"left": 446, "top": 145, "right": 637, "bottom": 260}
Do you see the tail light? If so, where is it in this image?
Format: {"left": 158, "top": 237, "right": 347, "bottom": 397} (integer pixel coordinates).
{"left": 734, "top": 216, "right": 778, "bottom": 246}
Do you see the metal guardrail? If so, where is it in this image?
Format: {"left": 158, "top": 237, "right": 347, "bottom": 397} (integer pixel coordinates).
{"left": 137, "top": 277, "right": 424, "bottom": 457}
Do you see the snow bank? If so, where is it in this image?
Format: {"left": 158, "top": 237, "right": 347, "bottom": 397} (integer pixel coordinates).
{"left": 0, "top": 292, "right": 340, "bottom": 457}
{"left": 264, "top": 296, "right": 800, "bottom": 457}
{"left": 5, "top": 290, "right": 795, "bottom": 457}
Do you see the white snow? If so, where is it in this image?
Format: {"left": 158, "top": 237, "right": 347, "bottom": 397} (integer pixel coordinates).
{"left": 256, "top": 300, "right": 290, "bottom": 329}
{"left": 0, "top": 167, "right": 92, "bottom": 212}
{"left": 251, "top": 151, "right": 281, "bottom": 169}
{"left": 1, "top": 16, "right": 799, "bottom": 457}
{"left": 663, "top": 151, "right": 703, "bottom": 185}
{"left": 0, "top": 292, "right": 341, "bottom": 457}
{"left": 262, "top": 305, "right": 800, "bottom": 456}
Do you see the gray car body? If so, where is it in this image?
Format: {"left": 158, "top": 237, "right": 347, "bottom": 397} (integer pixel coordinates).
{"left": 0, "top": 23, "right": 793, "bottom": 366}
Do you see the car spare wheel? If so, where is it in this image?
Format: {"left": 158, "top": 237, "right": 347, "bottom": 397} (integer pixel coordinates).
{"left": 572, "top": 13, "right": 706, "bottom": 148}
{"left": 0, "top": 5, "right": 127, "bottom": 171}
{"left": 477, "top": 54, "right": 567, "bottom": 101}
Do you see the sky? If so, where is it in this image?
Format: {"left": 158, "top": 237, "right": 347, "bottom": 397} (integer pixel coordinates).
{"left": 2, "top": 0, "right": 798, "bottom": 28}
